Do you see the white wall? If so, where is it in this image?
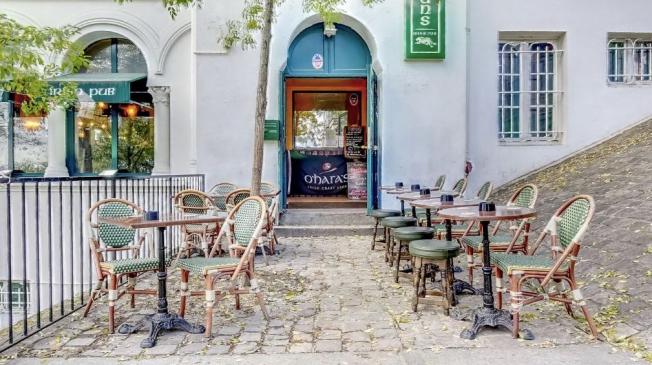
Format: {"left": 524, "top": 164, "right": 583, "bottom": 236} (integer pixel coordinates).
{"left": 467, "top": 0, "right": 652, "bottom": 196}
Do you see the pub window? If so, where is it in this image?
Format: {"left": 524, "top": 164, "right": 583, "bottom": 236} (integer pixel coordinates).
{"left": 0, "top": 93, "right": 48, "bottom": 174}
{"left": 69, "top": 38, "right": 154, "bottom": 175}
{"left": 608, "top": 38, "right": 652, "bottom": 84}
{"left": 498, "top": 41, "right": 563, "bottom": 144}
{"left": 0, "top": 281, "right": 31, "bottom": 313}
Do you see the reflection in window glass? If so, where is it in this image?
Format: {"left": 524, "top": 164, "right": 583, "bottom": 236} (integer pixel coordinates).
{"left": 118, "top": 114, "right": 154, "bottom": 173}
{"left": 117, "top": 40, "right": 147, "bottom": 74}
{"left": 75, "top": 102, "right": 112, "bottom": 174}
{"left": 13, "top": 116, "right": 48, "bottom": 173}
{"left": 0, "top": 103, "right": 9, "bottom": 171}
{"left": 294, "top": 93, "right": 348, "bottom": 149}
{"left": 83, "top": 39, "right": 112, "bottom": 73}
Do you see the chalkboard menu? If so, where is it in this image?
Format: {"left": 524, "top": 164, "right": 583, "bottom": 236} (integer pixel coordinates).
{"left": 344, "top": 126, "right": 366, "bottom": 159}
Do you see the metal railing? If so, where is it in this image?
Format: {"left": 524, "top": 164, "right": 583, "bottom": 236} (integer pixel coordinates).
{"left": 0, "top": 174, "right": 204, "bottom": 352}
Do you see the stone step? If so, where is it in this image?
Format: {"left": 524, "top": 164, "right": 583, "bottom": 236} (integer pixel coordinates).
{"left": 279, "top": 208, "right": 373, "bottom": 226}
{"left": 275, "top": 224, "right": 374, "bottom": 237}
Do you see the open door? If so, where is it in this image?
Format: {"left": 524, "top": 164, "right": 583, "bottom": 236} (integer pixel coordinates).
{"left": 278, "top": 70, "right": 288, "bottom": 210}
{"left": 366, "top": 67, "right": 379, "bottom": 212}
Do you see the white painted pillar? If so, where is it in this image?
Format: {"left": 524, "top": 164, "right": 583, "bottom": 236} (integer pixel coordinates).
{"left": 44, "top": 106, "right": 69, "bottom": 177}
{"left": 149, "top": 86, "right": 171, "bottom": 175}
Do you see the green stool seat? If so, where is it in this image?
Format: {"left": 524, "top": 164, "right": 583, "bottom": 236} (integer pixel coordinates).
{"left": 409, "top": 239, "right": 460, "bottom": 260}
{"left": 381, "top": 216, "right": 417, "bottom": 228}
{"left": 394, "top": 226, "right": 435, "bottom": 241}
{"left": 369, "top": 209, "right": 402, "bottom": 218}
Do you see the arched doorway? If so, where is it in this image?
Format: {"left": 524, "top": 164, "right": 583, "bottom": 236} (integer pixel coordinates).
{"left": 280, "top": 23, "right": 378, "bottom": 211}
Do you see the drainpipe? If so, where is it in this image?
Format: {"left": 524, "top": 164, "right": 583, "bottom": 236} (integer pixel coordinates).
{"left": 464, "top": 0, "right": 472, "bottom": 181}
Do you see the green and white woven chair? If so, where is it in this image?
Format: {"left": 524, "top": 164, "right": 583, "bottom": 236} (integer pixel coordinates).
{"left": 226, "top": 188, "right": 252, "bottom": 212}
{"left": 451, "top": 177, "right": 468, "bottom": 197}
{"left": 83, "top": 199, "right": 158, "bottom": 333}
{"left": 492, "top": 195, "right": 598, "bottom": 339}
{"left": 176, "top": 196, "right": 269, "bottom": 337}
{"left": 459, "top": 184, "right": 538, "bottom": 284}
{"left": 433, "top": 174, "right": 446, "bottom": 191}
{"left": 430, "top": 181, "right": 493, "bottom": 235}
{"left": 207, "top": 182, "right": 238, "bottom": 211}
{"left": 174, "top": 189, "right": 220, "bottom": 257}
{"left": 260, "top": 182, "right": 280, "bottom": 256}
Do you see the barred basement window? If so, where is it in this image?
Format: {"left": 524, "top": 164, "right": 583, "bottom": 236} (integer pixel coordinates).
{"left": 498, "top": 41, "right": 563, "bottom": 143}
{"left": 0, "top": 281, "right": 30, "bottom": 313}
{"left": 608, "top": 39, "right": 652, "bottom": 83}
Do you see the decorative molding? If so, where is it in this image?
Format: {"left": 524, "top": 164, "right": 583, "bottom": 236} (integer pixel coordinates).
{"left": 148, "top": 86, "right": 171, "bottom": 105}
{"left": 156, "top": 22, "right": 192, "bottom": 75}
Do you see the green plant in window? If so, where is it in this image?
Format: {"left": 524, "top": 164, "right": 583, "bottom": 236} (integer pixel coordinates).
{"left": 118, "top": 117, "right": 154, "bottom": 173}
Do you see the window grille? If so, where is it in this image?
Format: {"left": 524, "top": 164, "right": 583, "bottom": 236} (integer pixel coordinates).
{"left": 608, "top": 39, "right": 652, "bottom": 83}
{"left": 498, "top": 41, "right": 563, "bottom": 143}
{"left": 0, "top": 281, "right": 30, "bottom": 313}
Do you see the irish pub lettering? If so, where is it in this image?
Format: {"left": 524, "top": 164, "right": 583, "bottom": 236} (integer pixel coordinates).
{"left": 405, "top": 0, "right": 445, "bottom": 60}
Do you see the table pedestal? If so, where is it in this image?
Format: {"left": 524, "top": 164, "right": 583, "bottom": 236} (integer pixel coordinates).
{"left": 459, "top": 221, "right": 533, "bottom": 340}
{"left": 118, "top": 226, "right": 205, "bottom": 347}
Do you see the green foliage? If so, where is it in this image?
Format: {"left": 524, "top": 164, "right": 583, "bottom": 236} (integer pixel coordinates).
{"left": 115, "top": 0, "right": 202, "bottom": 19}
{"left": 0, "top": 13, "right": 88, "bottom": 115}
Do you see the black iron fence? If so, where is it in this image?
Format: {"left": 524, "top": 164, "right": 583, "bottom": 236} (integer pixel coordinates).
{"left": 0, "top": 174, "right": 204, "bottom": 352}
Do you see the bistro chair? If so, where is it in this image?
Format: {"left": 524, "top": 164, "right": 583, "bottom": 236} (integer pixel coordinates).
{"left": 83, "top": 199, "right": 158, "bottom": 333}
{"left": 451, "top": 177, "right": 468, "bottom": 197}
{"left": 226, "top": 188, "right": 252, "bottom": 211}
{"left": 368, "top": 209, "right": 402, "bottom": 250}
{"left": 433, "top": 174, "right": 446, "bottom": 191}
{"left": 409, "top": 239, "right": 460, "bottom": 315}
{"left": 431, "top": 181, "right": 494, "bottom": 238}
{"left": 460, "top": 184, "right": 538, "bottom": 283}
{"left": 207, "top": 182, "right": 238, "bottom": 211}
{"left": 260, "top": 182, "right": 280, "bottom": 255}
{"left": 176, "top": 196, "right": 269, "bottom": 337}
{"left": 174, "top": 189, "right": 220, "bottom": 257}
{"left": 491, "top": 195, "right": 599, "bottom": 339}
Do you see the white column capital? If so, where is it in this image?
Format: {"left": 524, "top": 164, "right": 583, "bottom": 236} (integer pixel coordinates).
{"left": 148, "top": 86, "right": 171, "bottom": 105}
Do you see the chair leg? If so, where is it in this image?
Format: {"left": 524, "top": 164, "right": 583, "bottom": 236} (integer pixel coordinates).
{"left": 108, "top": 274, "right": 117, "bottom": 334}
{"left": 496, "top": 268, "right": 504, "bottom": 310}
{"left": 204, "top": 275, "right": 215, "bottom": 338}
{"left": 128, "top": 274, "right": 137, "bottom": 308}
{"left": 412, "top": 258, "right": 422, "bottom": 312}
{"left": 248, "top": 271, "right": 269, "bottom": 320}
{"left": 466, "top": 246, "right": 474, "bottom": 284}
{"left": 510, "top": 275, "right": 521, "bottom": 338}
{"left": 83, "top": 277, "right": 104, "bottom": 318}
{"left": 179, "top": 270, "right": 190, "bottom": 317}
{"left": 570, "top": 279, "right": 599, "bottom": 338}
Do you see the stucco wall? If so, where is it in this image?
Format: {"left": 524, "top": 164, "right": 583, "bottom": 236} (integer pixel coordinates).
{"left": 467, "top": 0, "right": 652, "bottom": 196}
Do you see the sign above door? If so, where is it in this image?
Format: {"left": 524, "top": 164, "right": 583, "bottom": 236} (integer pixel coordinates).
{"left": 405, "top": 0, "right": 445, "bottom": 60}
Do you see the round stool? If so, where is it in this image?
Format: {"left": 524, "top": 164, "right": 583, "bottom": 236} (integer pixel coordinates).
{"left": 409, "top": 239, "right": 461, "bottom": 315}
{"left": 381, "top": 216, "right": 417, "bottom": 264}
{"left": 368, "top": 209, "right": 401, "bottom": 250}
{"left": 392, "top": 227, "right": 435, "bottom": 283}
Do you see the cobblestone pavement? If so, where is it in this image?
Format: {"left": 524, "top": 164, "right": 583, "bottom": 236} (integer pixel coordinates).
{"left": 490, "top": 119, "right": 652, "bottom": 359}
{"left": 0, "top": 235, "right": 638, "bottom": 364}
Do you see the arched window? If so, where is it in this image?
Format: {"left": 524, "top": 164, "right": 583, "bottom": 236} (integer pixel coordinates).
{"left": 69, "top": 38, "right": 154, "bottom": 175}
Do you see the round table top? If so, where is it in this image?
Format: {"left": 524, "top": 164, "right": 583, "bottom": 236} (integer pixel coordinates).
{"left": 384, "top": 187, "right": 438, "bottom": 195}
{"left": 396, "top": 190, "right": 458, "bottom": 201}
{"left": 437, "top": 206, "right": 537, "bottom": 222}
{"left": 410, "top": 197, "right": 484, "bottom": 209}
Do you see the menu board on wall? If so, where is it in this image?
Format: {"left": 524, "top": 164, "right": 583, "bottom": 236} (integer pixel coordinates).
{"left": 347, "top": 162, "right": 367, "bottom": 200}
{"left": 344, "top": 126, "right": 366, "bottom": 159}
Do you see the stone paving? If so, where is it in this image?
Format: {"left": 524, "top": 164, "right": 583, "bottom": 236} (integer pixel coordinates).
{"left": 0, "top": 235, "right": 637, "bottom": 364}
{"left": 490, "top": 119, "right": 652, "bottom": 359}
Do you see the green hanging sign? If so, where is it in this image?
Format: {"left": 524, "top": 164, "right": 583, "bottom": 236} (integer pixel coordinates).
{"left": 405, "top": 0, "right": 445, "bottom": 60}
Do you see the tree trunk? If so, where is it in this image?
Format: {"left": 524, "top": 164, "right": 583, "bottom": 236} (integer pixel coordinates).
{"left": 250, "top": 0, "right": 274, "bottom": 196}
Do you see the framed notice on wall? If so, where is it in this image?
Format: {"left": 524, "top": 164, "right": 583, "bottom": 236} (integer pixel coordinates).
{"left": 344, "top": 126, "right": 366, "bottom": 159}
{"left": 405, "top": 0, "right": 445, "bottom": 60}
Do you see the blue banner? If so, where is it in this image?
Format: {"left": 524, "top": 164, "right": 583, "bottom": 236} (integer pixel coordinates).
{"left": 291, "top": 155, "right": 348, "bottom": 195}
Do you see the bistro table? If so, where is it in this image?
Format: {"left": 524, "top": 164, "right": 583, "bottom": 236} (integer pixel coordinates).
{"left": 437, "top": 206, "right": 537, "bottom": 340}
{"left": 398, "top": 191, "right": 459, "bottom": 217}
{"left": 410, "top": 197, "right": 484, "bottom": 295}
{"left": 99, "top": 213, "right": 226, "bottom": 348}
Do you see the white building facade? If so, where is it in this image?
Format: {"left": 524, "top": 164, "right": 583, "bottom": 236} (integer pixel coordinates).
{"left": 2, "top": 0, "right": 652, "bottom": 210}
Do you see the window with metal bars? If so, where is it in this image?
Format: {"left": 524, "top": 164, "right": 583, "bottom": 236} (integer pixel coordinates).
{"left": 498, "top": 41, "right": 563, "bottom": 143}
{"left": 0, "top": 281, "right": 30, "bottom": 313}
{"left": 608, "top": 39, "right": 652, "bottom": 83}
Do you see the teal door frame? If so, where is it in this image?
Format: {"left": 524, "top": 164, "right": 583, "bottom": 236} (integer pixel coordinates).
{"left": 279, "top": 23, "right": 379, "bottom": 211}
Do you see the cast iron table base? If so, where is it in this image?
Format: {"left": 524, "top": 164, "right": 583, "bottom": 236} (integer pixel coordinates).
{"left": 118, "top": 226, "right": 206, "bottom": 348}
